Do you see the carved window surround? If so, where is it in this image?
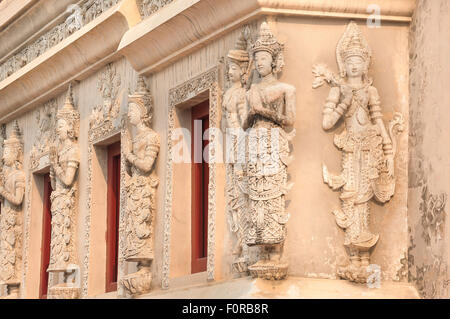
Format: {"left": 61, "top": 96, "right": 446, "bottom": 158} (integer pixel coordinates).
{"left": 83, "top": 117, "right": 125, "bottom": 298}
{"left": 22, "top": 161, "right": 55, "bottom": 298}
{"left": 22, "top": 101, "right": 56, "bottom": 298}
{"left": 163, "top": 66, "right": 222, "bottom": 289}
{"left": 119, "top": 0, "right": 415, "bottom": 75}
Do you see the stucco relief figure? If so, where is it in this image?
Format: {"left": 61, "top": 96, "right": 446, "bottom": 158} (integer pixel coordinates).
{"left": 243, "top": 22, "right": 296, "bottom": 280}
{"left": 223, "top": 31, "right": 251, "bottom": 274}
{"left": 0, "top": 122, "right": 25, "bottom": 298}
{"left": 121, "top": 76, "right": 160, "bottom": 296}
{"left": 313, "top": 21, "right": 404, "bottom": 283}
{"left": 48, "top": 84, "right": 80, "bottom": 298}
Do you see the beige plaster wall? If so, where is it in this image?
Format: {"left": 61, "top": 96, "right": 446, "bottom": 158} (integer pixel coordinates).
{"left": 408, "top": 0, "right": 450, "bottom": 299}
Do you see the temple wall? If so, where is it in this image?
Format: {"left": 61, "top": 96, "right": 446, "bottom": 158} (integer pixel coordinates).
{"left": 408, "top": 0, "right": 450, "bottom": 299}
{"left": 0, "top": 0, "right": 421, "bottom": 298}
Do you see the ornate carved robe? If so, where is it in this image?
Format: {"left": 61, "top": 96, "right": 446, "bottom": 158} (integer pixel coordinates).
{"left": 0, "top": 168, "right": 25, "bottom": 285}
{"left": 48, "top": 143, "right": 79, "bottom": 271}
{"left": 124, "top": 128, "right": 160, "bottom": 262}
{"left": 245, "top": 81, "right": 294, "bottom": 246}
{"left": 325, "top": 84, "right": 395, "bottom": 248}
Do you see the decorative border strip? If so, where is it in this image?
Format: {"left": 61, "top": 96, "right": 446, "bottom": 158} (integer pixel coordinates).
{"left": 162, "top": 66, "right": 221, "bottom": 289}
{"left": 21, "top": 169, "right": 32, "bottom": 298}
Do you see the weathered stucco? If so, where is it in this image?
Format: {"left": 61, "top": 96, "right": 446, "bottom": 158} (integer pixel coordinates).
{"left": 408, "top": 0, "right": 450, "bottom": 299}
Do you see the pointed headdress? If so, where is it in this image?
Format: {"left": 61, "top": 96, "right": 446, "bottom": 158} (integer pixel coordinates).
{"left": 57, "top": 83, "right": 80, "bottom": 137}
{"left": 251, "top": 22, "right": 285, "bottom": 74}
{"left": 128, "top": 76, "right": 153, "bottom": 125}
{"left": 336, "top": 21, "right": 372, "bottom": 77}
{"left": 3, "top": 120, "right": 23, "bottom": 163}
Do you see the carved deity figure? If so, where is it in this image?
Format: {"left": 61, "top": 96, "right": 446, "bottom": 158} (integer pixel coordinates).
{"left": 243, "top": 22, "right": 296, "bottom": 280}
{"left": 313, "top": 21, "right": 404, "bottom": 283}
{"left": 223, "top": 31, "right": 251, "bottom": 274}
{"left": 0, "top": 122, "right": 25, "bottom": 298}
{"left": 121, "top": 76, "right": 160, "bottom": 296}
{"left": 48, "top": 84, "right": 80, "bottom": 297}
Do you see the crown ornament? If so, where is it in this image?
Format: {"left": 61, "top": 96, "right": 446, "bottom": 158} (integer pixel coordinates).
{"left": 4, "top": 121, "right": 22, "bottom": 148}
{"left": 57, "top": 83, "right": 80, "bottom": 137}
{"left": 336, "top": 21, "right": 372, "bottom": 77}
{"left": 228, "top": 30, "right": 250, "bottom": 63}
{"left": 3, "top": 120, "right": 23, "bottom": 165}
{"left": 128, "top": 76, "right": 153, "bottom": 122}
{"left": 251, "top": 22, "right": 284, "bottom": 58}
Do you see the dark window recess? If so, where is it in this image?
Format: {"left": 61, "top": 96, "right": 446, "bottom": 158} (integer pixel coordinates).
{"left": 39, "top": 173, "right": 52, "bottom": 299}
{"left": 191, "top": 100, "right": 209, "bottom": 274}
{"left": 106, "top": 141, "right": 121, "bottom": 292}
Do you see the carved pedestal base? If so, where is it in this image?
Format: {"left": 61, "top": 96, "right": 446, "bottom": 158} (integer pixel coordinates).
{"left": 121, "top": 266, "right": 152, "bottom": 297}
{"left": 47, "top": 284, "right": 80, "bottom": 299}
{"left": 248, "top": 260, "right": 288, "bottom": 280}
{"left": 337, "top": 264, "right": 372, "bottom": 284}
{"left": 0, "top": 283, "right": 20, "bottom": 299}
{"left": 232, "top": 257, "right": 249, "bottom": 275}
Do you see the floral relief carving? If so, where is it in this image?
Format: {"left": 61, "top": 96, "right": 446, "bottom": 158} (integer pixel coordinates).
{"left": 89, "top": 63, "right": 124, "bottom": 141}
{"left": 0, "top": 0, "right": 120, "bottom": 82}
{"left": 0, "top": 122, "right": 25, "bottom": 298}
{"left": 30, "top": 100, "right": 58, "bottom": 170}
{"left": 47, "top": 84, "right": 81, "bottom": 299}
{"left": 120, "top": 76, "right": 159, "bottom": 297}
{"left": 313, "top": 21, "right": 404, "bottom": 283}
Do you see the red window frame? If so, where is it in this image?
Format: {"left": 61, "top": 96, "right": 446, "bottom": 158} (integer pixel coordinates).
{"left": 39, "top": 173, "right": 52, "bottom": 299}
{"left": 191, "top": 100, "right": 209, "bottom": 274}
{"left": 105, "top": 141, "right": 121, "bottom": 292}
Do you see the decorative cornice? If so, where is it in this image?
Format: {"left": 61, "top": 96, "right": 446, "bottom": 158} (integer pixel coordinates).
{"left": 118, "top": 0, "right": 415, "bottom": 75}
{"left": 0, "top": 0, "right": 75, "bottom": 61}
{"left": 0, "top": 0, "right": 39, "bottom": 32}
{"left": 0, "top": 0, "right": 141, "bottom": 123}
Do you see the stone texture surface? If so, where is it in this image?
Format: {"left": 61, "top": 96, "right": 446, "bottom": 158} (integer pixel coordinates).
{"left": 408, "top": 0, "right": 450, "bottom": 299}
